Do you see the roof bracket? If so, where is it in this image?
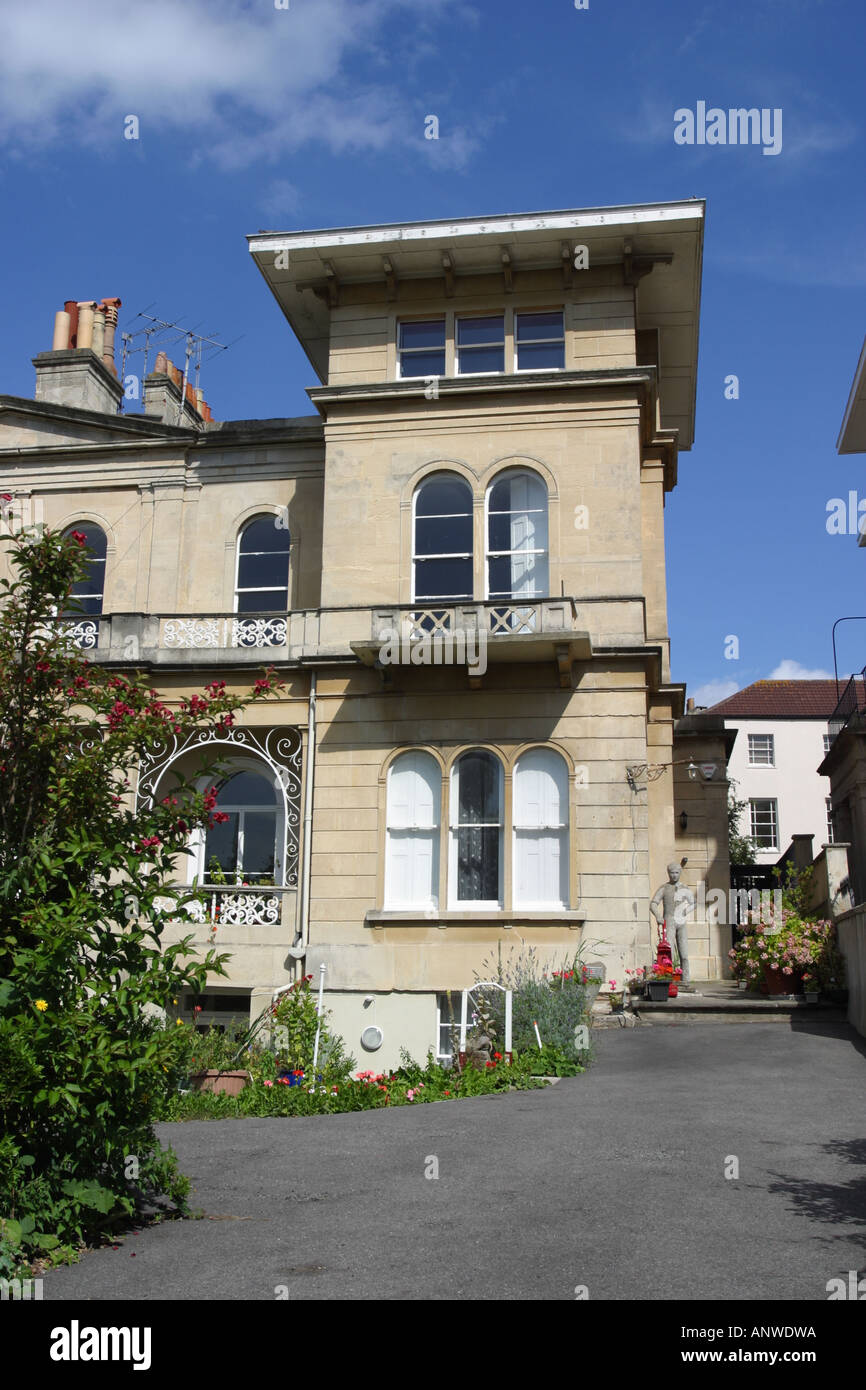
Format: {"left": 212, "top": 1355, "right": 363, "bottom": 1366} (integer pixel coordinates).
{"left": 561, "top": 242, "right": 574, "bottom": 289}
{"left": 323, "top": 260, "right": 340, "bottom": 307}
{"left": 555, "top": 643, "right": 573, "bottom": 689}
{"left": 623, "top": 241, "right": 674, "bottom": 287}
{"left": 382, "top": 257, "right": 397, "bottom": 300}
{"left": 441, "top": 253, "right": 455, "bottom": 297}
{"left": 500, "top": 247, "right": 513, "bottom": 294}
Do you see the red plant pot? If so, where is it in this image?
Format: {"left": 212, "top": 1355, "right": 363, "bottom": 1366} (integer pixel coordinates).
{"left": 668, "top": 982, "right": 678, "bottom": 997}
{"left": 761, "top": 965, "right": 802, "bottom": 996}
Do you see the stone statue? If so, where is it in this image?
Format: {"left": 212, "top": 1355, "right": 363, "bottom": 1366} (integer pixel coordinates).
{"left": 651, "top": 862, "right": 694, "bottom": 987}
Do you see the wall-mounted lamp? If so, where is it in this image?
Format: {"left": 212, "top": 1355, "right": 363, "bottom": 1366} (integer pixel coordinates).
{"left": 679, "top": 811, "right": 688, "bottom": 831}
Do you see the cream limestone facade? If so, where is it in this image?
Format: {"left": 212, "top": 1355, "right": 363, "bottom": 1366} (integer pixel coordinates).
{"left": 0, "top": 202, "right": 732, "bottom": 1070}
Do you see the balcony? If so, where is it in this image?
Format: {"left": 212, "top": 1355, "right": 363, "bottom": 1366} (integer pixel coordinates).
{"left": 157, "top": 885, "right": 295, "bottom": 930}
{"left": 54, "top": 597, "right": 653, "bottom": 677}
{"left": 355, "top": 601, "right": 592, "bottom": 686}
{"left": 828, "top": 668, "right": 866, "bottom": 745}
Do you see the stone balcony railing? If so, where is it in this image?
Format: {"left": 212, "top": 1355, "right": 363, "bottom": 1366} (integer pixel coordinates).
{"left": 56, "top": 597, "right": 658, "bottom": 669}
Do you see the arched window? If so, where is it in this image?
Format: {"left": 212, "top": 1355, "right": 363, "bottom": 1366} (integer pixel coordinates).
{"left": 385, "top": 752, "right": 441, "bottom": 909}
{"left": 449, "top": 751, "right": 503, "bottom": 907}
{"left": 486, "top": 470, "right": 549, "bottom": 602}
{"left": 513, "top": 749, "right": 569, "bottom": 908}
{"left": 235, "top": 516, "right": 290, "bottom": 614}
{"left": 413, "top": 474, "right": 473, "bottom": 604}
{"left": 202, "top": 768, "right": 283, "bottom": 885}
{"left": 63, "top": 522, "right": 107, "bottom": 616}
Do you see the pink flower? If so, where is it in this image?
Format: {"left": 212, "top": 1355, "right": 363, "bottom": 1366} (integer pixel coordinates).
{"left": 264, "top": 1080, "right": 274, "bottom": 1087}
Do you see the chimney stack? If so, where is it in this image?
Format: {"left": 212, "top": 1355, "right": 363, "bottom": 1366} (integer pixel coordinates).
{"left": 33, "top": 297, "right": 123, "bottom": 414}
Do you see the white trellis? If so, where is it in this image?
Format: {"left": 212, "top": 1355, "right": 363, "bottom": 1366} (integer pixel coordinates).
{"left": 459, "top": 981, "right": 512, "bottom": 1054}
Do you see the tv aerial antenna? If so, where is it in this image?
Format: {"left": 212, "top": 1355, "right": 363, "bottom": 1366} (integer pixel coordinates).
{"left": 119, "top": 308, "right": 238, "bottom": 422}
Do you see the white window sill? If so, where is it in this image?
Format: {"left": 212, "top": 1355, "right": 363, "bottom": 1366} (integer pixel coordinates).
{"left": 367, "top": 908, "right": 585, "bottom": 927}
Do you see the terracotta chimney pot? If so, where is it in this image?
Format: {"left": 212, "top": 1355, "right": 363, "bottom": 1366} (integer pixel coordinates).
{"left": 64, "top": 300, "right": 79, "bottom": 347}
{"left": 100, "top": 297, "right": 122, "bottom": 376}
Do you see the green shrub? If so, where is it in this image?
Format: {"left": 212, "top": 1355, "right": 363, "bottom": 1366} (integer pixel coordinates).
{"left": 474, "top": 944, "right": 594, "bottom": 1064}
{"left": 0, "top": 521, "right": 280, "bottom": 1271}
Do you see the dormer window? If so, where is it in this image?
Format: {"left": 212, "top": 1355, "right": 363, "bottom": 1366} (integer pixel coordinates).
{"left": 515, "top": 311, "right": 564, "bottom": 371}
{"left": 398, "top": 319, "right": 446, "bottom": 378}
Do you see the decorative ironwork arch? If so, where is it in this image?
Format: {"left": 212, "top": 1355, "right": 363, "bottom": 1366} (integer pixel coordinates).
{"left": 459, "top": 981, "right": 512, "bottom": 1054}
{"left": 136, "top": 725, "right": 303, "bottom": 887}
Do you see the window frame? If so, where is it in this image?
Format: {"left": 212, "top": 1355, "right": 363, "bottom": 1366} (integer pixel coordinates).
{"left": 384, "top": 751, "right": 442, "bottom": 911}
{"left": 455, "top": 314, "right": 506, "bottom": 377}
{"left": 395, "top": 307, "right": 566, "bottom": 381}
{"left": 484, "top": 468, "right": 550, "bottom": 603}
{"left": 512, "top": 748, "right": 569, "bottom": 909}
{"left": 62, "top": 521, "right": 107, "bottom": 617}
{"left": 411, "top": 472, "right": 475, "bottom": 605}
{"left": 200, "top": 767, "right": 284, "bottom": 887}
{"left": 397, "top": 317, "right": 447, "bottom": 380}
{"left": 448, "top": 750, "right": 505, "bottom": 910}
{"left": 749, "top": 798, "right": 778, "bottom": 850}
{"left": 514, "top": 309, "right": 565, "bottom": 373}
{"left": 234, "top": 514, "right": 291, "bottom": 616}
{"left": 747, "top": 733, "right": 775, "bottom": 767}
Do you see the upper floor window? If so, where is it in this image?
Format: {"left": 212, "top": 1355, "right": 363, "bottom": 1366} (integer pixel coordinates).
{"left": 202, "top": 768, "right": 283, "bottom": 885}
{"left": 486, "top": 470, "right": 549, "bottom": 601}
{"left": 826, "top": 798, "right": 836, "bottom": 844}
{"left": 449, "top": 750, "right": 503, "bottom": 908}
{"left": 62, "top": 522, "right": 107, "bottom": 616}
{"left": 457, "top": 316, "right": 505, "bottom": 374}
{"left": 750, "top": 798, "right": 778, "bottom": 850}
{"left": 748, "top": 733, "right": 774, "bottom": 767}
{"left": 823, "top": 734, "right": 832, "bottom": 756}
{"left": 413, "top": 474, "right": 473, "bottom": 603}
{"left": 513, "top": 748, "right": 569, "bottom": 908}
{"left": 398, "top": 319, "right": 446, "bottom": 378}
{"left": 515, "top": 311, "right": 564, "bottom": 371}
{"left": 385, "top": 751, "right": 441, "bottom": 909}
{"left": 235, "top": 516, "right": 290, "bottom": 614}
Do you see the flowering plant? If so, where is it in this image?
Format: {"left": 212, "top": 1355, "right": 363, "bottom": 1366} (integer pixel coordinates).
{"left": 729, "top": 908, "right": 845, "bottom": 991}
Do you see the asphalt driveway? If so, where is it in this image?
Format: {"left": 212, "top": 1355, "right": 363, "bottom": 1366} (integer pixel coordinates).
{"left": 43, "top": 1018, "right": 866, "bottom": 1301}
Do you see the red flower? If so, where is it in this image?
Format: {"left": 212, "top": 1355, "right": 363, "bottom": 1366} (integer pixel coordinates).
{"left": 70, "top": 531, "right": 86, "bottom": 546}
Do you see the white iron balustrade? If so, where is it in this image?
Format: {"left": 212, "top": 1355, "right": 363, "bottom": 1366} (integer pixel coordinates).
{"left": 162, "top": 616, "right": 288, "bottom": 649}
{"left": 62, "top": 619, "right": 99, "bottom": 649}
{"left": 185, "top": 885, "right": 286, "bottom": 927}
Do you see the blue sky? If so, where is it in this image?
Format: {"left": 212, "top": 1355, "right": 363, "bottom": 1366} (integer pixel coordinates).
{"left": 1, "top": 0, "right": 864, "bottom": 699}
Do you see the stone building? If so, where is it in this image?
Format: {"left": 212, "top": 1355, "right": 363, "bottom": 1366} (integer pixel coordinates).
{"left": 0, "top": 201, "right": 731, "bottom": 1068}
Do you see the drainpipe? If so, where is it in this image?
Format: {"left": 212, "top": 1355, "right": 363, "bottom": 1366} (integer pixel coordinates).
{"left": 295, "top": 668, "right": 317, "bottom": 954}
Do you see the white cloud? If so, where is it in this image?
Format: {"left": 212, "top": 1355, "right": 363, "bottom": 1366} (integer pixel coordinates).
{"left": 690, "top": 679, "right": 739, "bottom": 708}
{"left": 0, "top": 0, "right": 469, "bottom": 168}
{"left": 767, "top": 659, "right": 833, "bottom": 680}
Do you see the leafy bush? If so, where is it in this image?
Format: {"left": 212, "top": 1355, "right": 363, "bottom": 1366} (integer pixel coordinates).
{"left": 474, "top": 944, "right": 593, "bottom": 1064}
{"left": 0, "top": 521, "right": 280, "bottom": 1271}
{"left": 268, "top": 974, "right": 355, "bottom": 1083}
